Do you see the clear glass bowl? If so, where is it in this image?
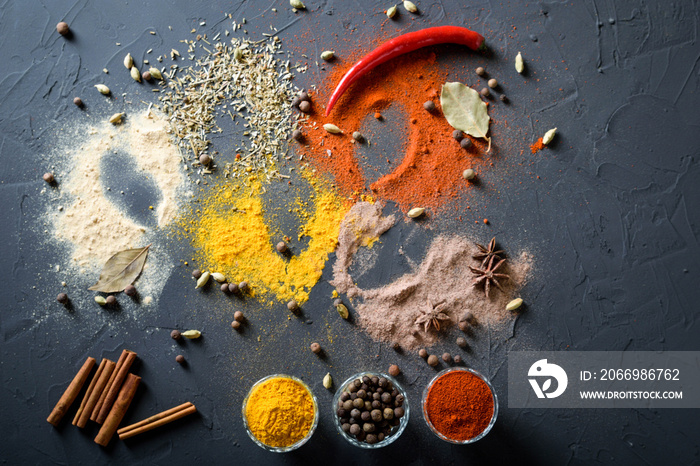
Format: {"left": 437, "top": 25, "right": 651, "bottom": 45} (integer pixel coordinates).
{"left": 331, "top": 371, "right": 410, "bottom": 449}
{"left": 242, "top": 374, "right": 319, "bottom": 452}
{"left": 422, "top": 367, "right": 498, "bottom": 444}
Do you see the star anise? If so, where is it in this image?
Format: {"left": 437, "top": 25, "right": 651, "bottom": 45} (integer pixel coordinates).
{"left": 469, "top": 255, "right": 510, "bottom": 298}
{"left": 473, "top": 237, "right": 504, "bottom": 267}
{"left": 415, "top": 299, "right": 450, "bottom": 332}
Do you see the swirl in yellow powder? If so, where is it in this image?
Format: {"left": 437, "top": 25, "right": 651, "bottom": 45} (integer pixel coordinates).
{"left": 186, "top": 174, "right": 350, "bottom": 304}
{"left": 245, "top": 377, "right": 315, "bottom": 447}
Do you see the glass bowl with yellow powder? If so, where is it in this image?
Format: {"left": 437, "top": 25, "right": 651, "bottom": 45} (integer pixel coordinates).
{"left": 332, "top": 372, "right": 410, "bottom": 448}
{"left": 242, "top": 374, "right": 319, "bottom": 452}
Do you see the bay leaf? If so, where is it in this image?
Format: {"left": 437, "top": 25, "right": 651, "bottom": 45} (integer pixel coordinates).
{"left": 88, "top": 245, "right": 150, "bottom": 293}
{"left": 440, "top": 82, "right": 492, "bottom": 151}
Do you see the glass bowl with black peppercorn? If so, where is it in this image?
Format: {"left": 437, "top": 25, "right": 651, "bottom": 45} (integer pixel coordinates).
{"left": 332, "top": 372, "right": 410, "bottom": 448}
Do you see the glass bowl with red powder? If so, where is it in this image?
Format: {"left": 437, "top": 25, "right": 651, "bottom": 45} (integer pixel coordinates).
{"left": 332, "top": 372, "right": 410, "bottom": 448}
{"left": 422, "top": 367, "right": 498, "bottom": 444}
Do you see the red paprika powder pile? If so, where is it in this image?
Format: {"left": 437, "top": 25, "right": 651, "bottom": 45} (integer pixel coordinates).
{"left": 297, "top": 47, "right": 489, "bottom": 213}
{"left": 424, "top": 369, "right": 495, "bottom": 442}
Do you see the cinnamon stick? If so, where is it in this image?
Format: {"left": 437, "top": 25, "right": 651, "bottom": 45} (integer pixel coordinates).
{"left": 95, "top": 373, "right": 141, "bottom": 447}
{"left": 75, "top": 359, "right": 115, "bottom": 428}
{"left": 118, "top": 402, "right": 196, "bottom": 440}
{"left": 94, "top": 349, "right": 136, "bottom": 423}
{"left": 91, "top": 350, "right": 128, "bottom": 421}
{"left": 73, "top": 358, "right": 107, "bottom": 425}
{"left": 47, "top": 356, "right": 96, "bottom": 426}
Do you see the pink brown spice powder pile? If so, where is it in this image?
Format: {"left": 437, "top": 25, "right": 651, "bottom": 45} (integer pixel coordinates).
{"left": 331, "top": 203, "right": 532, "bottom": 350}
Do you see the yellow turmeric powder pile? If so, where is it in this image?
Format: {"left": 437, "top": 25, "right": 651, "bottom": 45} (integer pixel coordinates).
{"left": 244, "top": 376, "right": 316, "bottom": 448}
{"left": 184, "top": 173, "right": 350, "bottom": 304}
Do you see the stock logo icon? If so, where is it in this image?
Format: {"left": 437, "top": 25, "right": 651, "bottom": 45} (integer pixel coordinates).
{"left": 528, "top": 359, "right": 568, "bottom": 399}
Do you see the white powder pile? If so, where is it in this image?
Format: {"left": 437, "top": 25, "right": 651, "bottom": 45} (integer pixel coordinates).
{"left": 44, "top": 109, "right": 188, "bottom": 310}
{"left": 54, "top": 110, "right": 184, "bottom": 266}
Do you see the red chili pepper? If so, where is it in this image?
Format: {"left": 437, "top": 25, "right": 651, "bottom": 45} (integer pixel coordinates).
{"left": 325, "top": 26, "right": 486, "bottom": 116}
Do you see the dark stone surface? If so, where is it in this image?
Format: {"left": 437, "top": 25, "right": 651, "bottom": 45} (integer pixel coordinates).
{"left": 1, "top": 0, "right": 699, "bottom": 464}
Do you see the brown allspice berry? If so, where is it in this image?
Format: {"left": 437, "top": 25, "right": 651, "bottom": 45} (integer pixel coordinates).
{"left": 458, "top": 321, "right": 469, "bottom": 332}
{"left": 234, "top": 311, "right": 244, "bottom": 322}
{"left": 199, "top": 153, "right": 212, "bottom": 166}
{"left": 299, "top": 100, "right": 311, "bottom": 113}
{"left": 310, "top": 342, "right": 322, "bottom": 354}
{"left": 418, "top": 348, "right": 428, "bottom": 359}
{"left": 220, "top": 283, "right": 229, "bottom": 293}
{"left": 423, "top": 100, "right": 436, "bottom": 112}
{"left": 171, "top": 329, "right": 182, "bottom": 341}
{"left": 488, "top": 78, "right": 498, "bottom": 89}
{"left": 238, "top": 281, "right": 249, "bottom": 293}
{"left": 475, "top": 66, "right": 485, "bottom": 76}
{"left": 456, "top": 337, "right": 468, "bottom": 348}
{"left": 442, "top": 352, "right": 452, "bottom": 363}
{"left": 192, "top": 269, "right": 202, "bottom": 279}
{"left": 43, "top": 172, "right": 55, "bottom": 183}
{"left": 480, "top": 87, "right": 490, "bottom": 98}
{"left": 175, "top": 355, "right": 185, "bottom": 364}
{"left": 292, "top": 129, "right": 303, "bottom": 141}
{"left": 56, "top": 293, "right": 69, "bottom": 304}
{"left": 142, "top": 70, "right": 152, "bottom": 82}
{"left": 105, "top": 295, "right": 117, "bottom": 306}
{"left": 388, "top": 365, "right": 400, "bottom": 377}
{"left": 427, "top": 354, "right": 439, "bottom": 367}
{"left": 124, "top": 285, "right": 136, "bottom": 297}
{"left": 231, "top": 320, "right": 241, "bottom": 330}
{"left": 228, "top": 282, "right": 239, "bottom": 294}
{"left": 454, "top": 355, "right": 463, "bottom": 364}
{"left": 287, "top": 299, "right": 299, "bottom": 313}
{"left": 276, "top": 241, "right": 288, "bottom": 253}
{"left": 73, "top": 97, "right": 83, "bottom": 107}
{"left": 56, "top": 22, "right": 70, "bottom": 36}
